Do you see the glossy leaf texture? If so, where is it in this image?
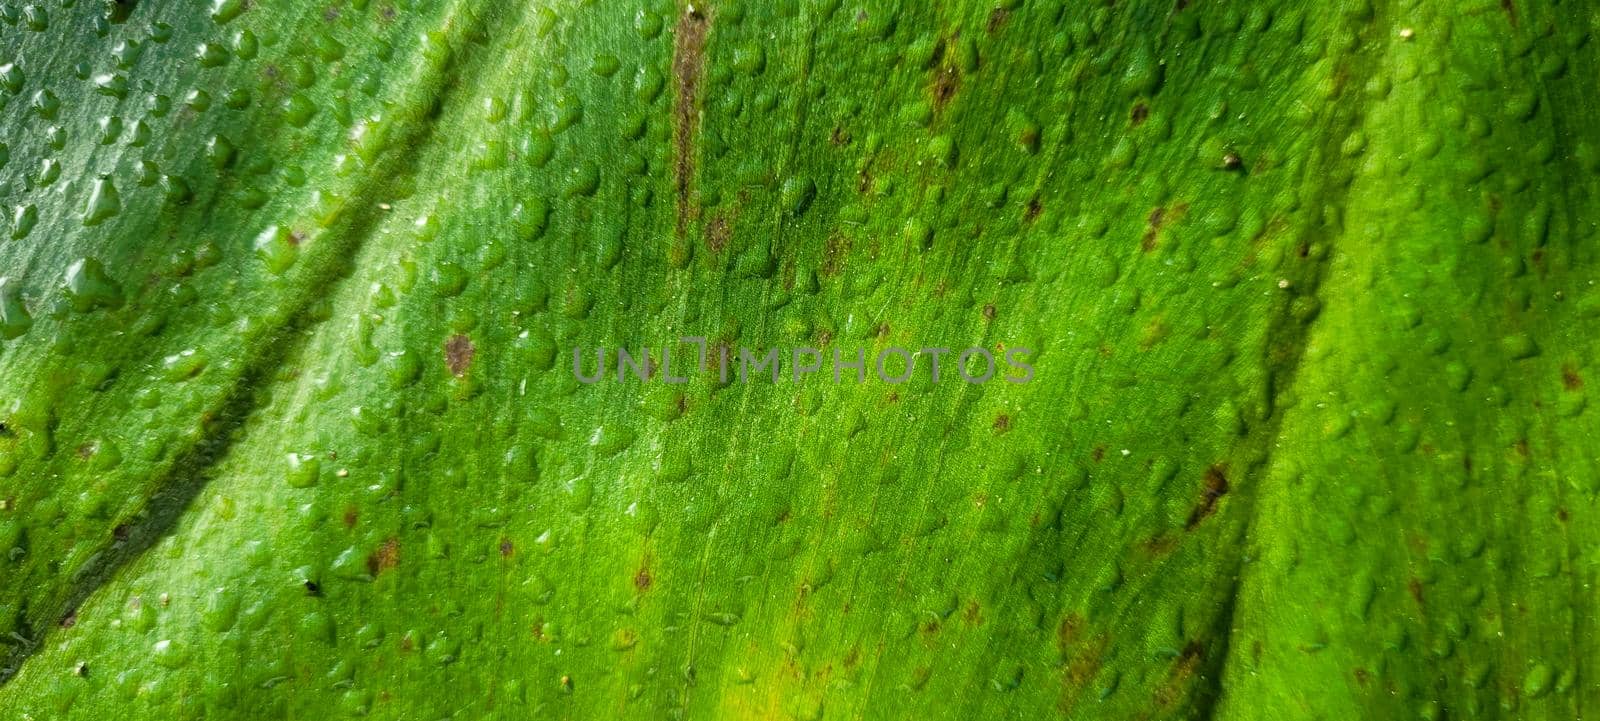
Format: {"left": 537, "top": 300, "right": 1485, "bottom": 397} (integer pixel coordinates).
{"left": 0, "top": 1, "right": 1596, "bottom": 719}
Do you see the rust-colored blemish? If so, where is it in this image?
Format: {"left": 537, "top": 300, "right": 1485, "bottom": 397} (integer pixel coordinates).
{"left": 930, "top": 36, "right": 959, "bottom": 111}
{"left": 1184, "top": 464, "right": 1229, "bottom": 530}
{"left": 1153, "top": 641, "right": 1205, "bottom": 706}
{"left": 672, "top": 6, "right": 710, "bottom": 242}
{"left": 366, "top": 537, "right": 399, "bottom": 576}
{"left": 705, "top": 214, "right": 730, "bottom": 253}
{"left": 822, "top": 233, "right": 850, "bottom": 276}
{"left": 986, "top": 8, "right": 1010, "bottom": 33}
{"left": 1142, "top": 204, "right": 1188, "bottom": 252}
{"left": 445, "top": 334, "right": 474, "bottom": 377}
{"left": 1025, "top": 196, "right": 1043, "bottom": 222}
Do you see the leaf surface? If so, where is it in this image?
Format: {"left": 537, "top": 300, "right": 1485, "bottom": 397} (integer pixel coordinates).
{"left": 0, "top": 1, "right": 1594, "bottom": 719}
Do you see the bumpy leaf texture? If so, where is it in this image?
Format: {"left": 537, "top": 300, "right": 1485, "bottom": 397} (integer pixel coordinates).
{"left": 0, "top": 0, "right": 1596, "bottom": 719}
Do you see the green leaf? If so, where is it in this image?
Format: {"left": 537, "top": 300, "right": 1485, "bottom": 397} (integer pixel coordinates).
{"left": 0, "top": 1, "right": 1594, "bottom": 719}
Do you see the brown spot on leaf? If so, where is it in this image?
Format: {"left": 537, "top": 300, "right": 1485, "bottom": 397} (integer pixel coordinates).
{"left": 1563, "top": 365, "right": 1583, "bottom": 390}
{"left": 499, "top": 538, "right": 514, "bottom": 557}
{"left": 931, "top": 61, "right": 959, "bottom": 110}
{"left": 1407, "top": 577, "right": 1424, "bottom": 605}
{"left": 60, "top": 610, "right": 77, "bottom": 628}
{"left": 963, "top": 601, "right": 984, "bottom": 625}
{"left": 342, "top": 507, "right": 358, "bottom": 529}
{"left": 634, "top": 563, "right": 653, "bottom": 591}
{"left": 1141, "top": 204, "right": 1188, "bottom": 252}
{"left": 1184, "top": 464, "right": 1229, "bottom": 529}
{"left": 1024, "top": 196, "right": 1043, "bottom": 222}
{"left": 1501, "top": 0, "right": 1517, "bottom": 25}
{"left": 672, "top": 6, "right": 710, "bottom": 242}
{"left": 1091, "top": 445, "right": 1106, "bottom": 462}
{"left": 1055, "top": 613, "right": 1109, "bottom": 712}
{"left": 982, "top": 303, "right": 997, "bottom": 320}
{"left": 993, "top": 414, "right": 1011, "bottom": 432}
{"left": 705, "top": 215, "right": 730, "bottom": 253}
{"left": 822, "top": 233, "right": 850, "bottom": 276}
{"left": 366, "top": 537, "right": 399, "bottom": 576}
{"left": 1130, "top": 102, "right": 1149, "bottom": 125}
{"left": 986, "top": 8, "right": 1010, "bottom": 33}
{"left": 1153, "top": 641, "right": 1206, "bottom": 706}
{"left": 445, "top": 334, "right": 474, "bottom": 377}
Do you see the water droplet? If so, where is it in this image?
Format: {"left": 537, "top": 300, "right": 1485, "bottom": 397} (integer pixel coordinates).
{"left": 782, "top": 176, "right": 817, "bottom": 216}
{"left": 254, "top": 225, "right": 299, "bottom": 273}
{"left": 1524, "top": 663, "right": 1553, "bottom": 698}
{"left": 283, "top": 93, "right": 317, "bottom": 127}
{"left": 196, "top": 42, "right": 230, "bottom": 67}
{"left": 89, "top": 74, "right": 129, "bottom": 103}
{"left": 162, "top": 348, "right": 208, "bottom": 380}
{"left": 0, "top": 63, "right": 23, "bottom": 94}
{"left": 286, "top": 452, "right": 320, "bottom": 488}
{"left": 30, "top": 88, "right": 59, "bottom": 119}
{"left": 22, "top": 4, "right": 47, "bottom": 31}
{"left": 1501, "top": 333, "right": 1539, "bottom": 360}
{"left": 564, "top": 162, "right": 600, "bottom": 196}
{"left": 207, "top": 135, "right": 235, "bottom": 169}
{"left": 10, "top": 204, "right": 37, "bottom": 239}
{"left": 63, "top": 258, "right": 123, "bottom": 312}
{"left": 83, "top": 177, "right": 121, "bottom": 226}
{"left": 0, "top": 277, "right": 32, "bottom": 339}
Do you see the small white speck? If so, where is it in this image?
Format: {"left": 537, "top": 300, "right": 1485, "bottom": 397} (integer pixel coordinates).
{"left": 336, "top": 468, "right": 349, "bottom": 478}
{"left": 1277, "top": 278, "right": 1291, "bottom": 289}
{"left": 1399, "top": 28, "right": 1415, "bottom": 40}
{"left": 1120, "top": 449, "right": 1131, "bottom": 457}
